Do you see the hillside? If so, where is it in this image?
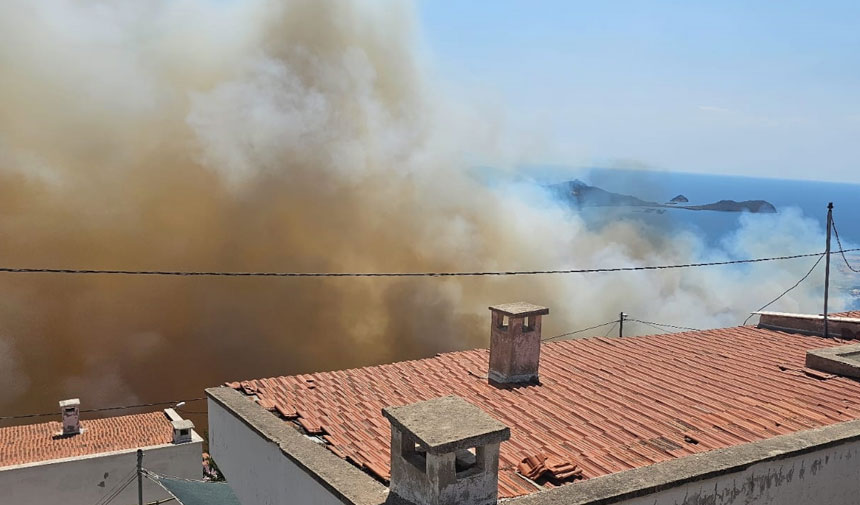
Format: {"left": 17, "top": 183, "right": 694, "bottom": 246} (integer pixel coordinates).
{"left": 549, "top": 180, "right": 777, "bottom": 213}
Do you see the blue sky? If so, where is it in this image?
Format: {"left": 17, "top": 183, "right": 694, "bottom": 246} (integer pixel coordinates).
{"left": 417, "top": 1, "right": 860, "bottom": 182}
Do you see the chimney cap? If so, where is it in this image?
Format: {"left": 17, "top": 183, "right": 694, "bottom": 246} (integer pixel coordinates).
{"left": 383, "top": 396, "right": 509, "bottom": 454}
{"left": 171, "top": 419, "right": 194, "bottom": 431}
{"left": 59, "top": 398, "right": 80, "bottom": 408}
{"left": 488, "top": 302, "right": 549, "bottom": 318}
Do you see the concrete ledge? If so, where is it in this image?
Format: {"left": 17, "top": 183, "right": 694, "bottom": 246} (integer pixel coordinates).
{"left": 206, "top": 387, "right": 392, "bottom": 505}
{"left": 756, "top": 311, "right": 860, "bottom": 339}
{"left": 807, "top": 343, "right": 860, "bottom": 379}
{"left": 507, "top": 418, "right": 860, "bottom": 505}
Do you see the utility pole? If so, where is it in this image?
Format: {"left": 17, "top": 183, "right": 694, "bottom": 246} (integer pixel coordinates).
{"left": 824, "top": 202, "right": 833, "bottom": 339}
{"left": 619, "top": 312, "right": 626, "bottom": 338}
{"left": 137, "top": 449, "right": 143, "bottom": 505}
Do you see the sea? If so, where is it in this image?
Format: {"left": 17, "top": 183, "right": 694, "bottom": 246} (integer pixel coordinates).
{"left": 531, "top": 167, "right": 860, "bottom": 310}
{"left": 583, "top": 168, "right": 860, "bottom": 243}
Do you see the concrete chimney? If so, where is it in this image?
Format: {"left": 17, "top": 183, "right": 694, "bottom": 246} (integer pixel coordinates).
{"left": 59, "top": 398, "right": 81, "bottom": 436}
{"left": 383, "top": 396, "right": 510, "bottom": 505}
{"left": 488, "top": 303, "right": 549, "bottom": 384}
{"left": 171, "top": 419, "right": 195, "bottom": 444}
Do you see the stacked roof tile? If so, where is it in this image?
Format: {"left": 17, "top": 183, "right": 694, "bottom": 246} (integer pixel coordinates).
{"left": 227, "top": 316, "right": 860, "bottom": 498}
{"left": 0, "top": 411, "right": 174, "bottom": 468}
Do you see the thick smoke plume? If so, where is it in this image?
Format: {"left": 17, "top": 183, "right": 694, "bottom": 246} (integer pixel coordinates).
{"left": 0, "top": 0, "right": 845, "bottom": 420}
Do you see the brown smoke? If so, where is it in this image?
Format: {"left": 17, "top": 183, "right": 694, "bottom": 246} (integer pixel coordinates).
{"left": 0, "top": 0, "right": 845, "bottom": 423}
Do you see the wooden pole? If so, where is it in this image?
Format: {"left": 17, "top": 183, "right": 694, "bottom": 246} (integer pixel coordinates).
{"left": 137, "top": 449, "right": 143, "bottom": 505}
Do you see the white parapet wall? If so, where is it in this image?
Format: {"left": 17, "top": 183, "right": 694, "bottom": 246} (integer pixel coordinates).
{"left": 618, "top": 438, "right": 860, "bottom": 505}
{"left": 511, "top": 420, "right": 860, "bottom": 505}
{"left": 207, "top": 388, "right": 389, "bottom": 505}
{"left": 0, "top": 438, "right": 202, "bottom": 505}
{"left": 208, "top": 396, "right": 350, "bottom": 505}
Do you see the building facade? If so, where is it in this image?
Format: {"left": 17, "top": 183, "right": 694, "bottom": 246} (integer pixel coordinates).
{"left": 0, "top": 404, "right": 203, "bottom": 505}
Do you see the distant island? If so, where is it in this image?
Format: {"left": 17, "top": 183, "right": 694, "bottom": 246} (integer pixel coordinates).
{"left": 549, "top": 180, "right": 776, "bottom": 213}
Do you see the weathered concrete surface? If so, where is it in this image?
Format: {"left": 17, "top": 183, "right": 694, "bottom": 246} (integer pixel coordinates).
{"left": 385, "top": 396, "right": 509, "bottom": 505}
{"left": 507, "top": 419, "right": 860, "bottom": 505}
{"left": 488, "top": 303, "right": 549, "bottom": 318}
{"left": 757, "top": 311, "right": 860, "bottom": 339}
{"left": 207, "top": 386, "right": 391, "bottom": 505}
{"left": 389, "top": 428, "right": 502, "bottom": 505}
{"left": 382, "top": 396, "right": 510, "bottom": 454}
{"left": 806, "top": 343, "right": 860, "bottom": 378}
{"left": 489, "top": 304, "right": 548, "bottom": 384}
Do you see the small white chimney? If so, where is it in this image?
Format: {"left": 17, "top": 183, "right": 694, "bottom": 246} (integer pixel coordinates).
{"left": 383, "top": 396, "right": 510, "bottom": 505}
{"left": 171, "top": 419, "right": 195, "bottom": 444}
{"left": 488, "top": 303, "right": 549, "bottom": 384}
{"left": 59, "top": 398, "right": 81, "bottom": 436}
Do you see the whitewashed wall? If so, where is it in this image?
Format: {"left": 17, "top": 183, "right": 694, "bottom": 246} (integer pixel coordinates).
{"left": 208, "top": 398, "right": 346, "bottom": 505}
{"left": 617, "top": 439, "right": 860, "bottom": 505}
{"left": 0, "top": 439, "right": 202, "bottom": 505}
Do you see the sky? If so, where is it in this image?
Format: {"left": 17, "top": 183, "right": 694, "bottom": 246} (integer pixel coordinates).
{"left": 417, "top": 1, "right": 860, "bottom": 182}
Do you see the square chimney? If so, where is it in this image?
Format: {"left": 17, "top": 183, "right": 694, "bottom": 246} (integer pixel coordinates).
{"left": 171, "top": 419, "right": 195, "bottom": 444}
{"left": 488, "top": 303, "right": 549, "bottom": 384}
{"left": 383, "top": 396, "right": 510, "bottom": 505}
{"left": 59, "top": 398, "right": 81, "bottom": 436}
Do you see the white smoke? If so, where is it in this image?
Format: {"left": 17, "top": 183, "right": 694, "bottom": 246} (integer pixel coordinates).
{"left": 0, "top": 0, "right": 845, "bottom": 419}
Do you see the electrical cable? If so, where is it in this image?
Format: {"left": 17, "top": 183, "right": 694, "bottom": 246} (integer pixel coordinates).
{"left": 742, "top": 253, "right": 826, "bottom": 326}
{"left": 92, "top": 469, "right": 137, "bottom": 505}
{"left": 93, "top": 470, "right": 136, "bottom": 505}
{"left": 602, "top": 322, "right": 618, "bottom": 337}
{"left": 1, "top": 250, "right": 857, "bottom": 278}
{"left": 143, "top": 467, "right": 214, "bottom": 484}
{"left": 0, "top": 397, "right": 205, "bottom": 421}
{"left": 99, "top": 475, "right": 136, "bottom": 505}
{"left": 832, "top": 218, "right": 860, "bottom": 273}
{"left": 634, "top": 320, "right": 678, "bottom": 335}
{"left": 542, "top": 320, "right": 618, "bottom": 342}
{"left": 176, "top": 408, "right": 207, "bottom": 415}
{"left": 628, "top": 319, "right": 700, "bottom": 332}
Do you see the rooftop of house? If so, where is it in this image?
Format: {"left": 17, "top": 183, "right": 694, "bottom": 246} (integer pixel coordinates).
{"left": 223, "top": 311, "right": 860, "bottom": 499}
{"left": 0, "top": 411, "right": 175, "bottom": 468}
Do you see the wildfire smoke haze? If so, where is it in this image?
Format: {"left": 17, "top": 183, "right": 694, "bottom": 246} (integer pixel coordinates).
{"left": 0, "top": 0, "right": 843, "bottom": 420}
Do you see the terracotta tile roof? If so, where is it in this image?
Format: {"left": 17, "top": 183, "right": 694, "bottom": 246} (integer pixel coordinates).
{"left": 227, "top": 325, "right": 860, "bottom": 498}
{"left": 835, "top": 310, "right": 860, "bottom": 319}
{"left": 0, "top": 411, "right": 174, "bottom": 468}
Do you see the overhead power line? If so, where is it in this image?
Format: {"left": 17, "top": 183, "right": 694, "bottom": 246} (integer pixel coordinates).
{"left": 0, "top": 397, "right": 206, "bottom": 422}
{"left": 92, "top": 468, "right": 138, "bottom": 505}
{"left": 742, "top": 253, "right": 826, "bottom": 326}
{"left": 832, "top": 218, "right": 860, "bottom": 273}
{"left": 544, "top": 315, "right": 699, "bottom": 343}
{"left": 0, "top": 249, "right": 858, "bottom": 279}
{"left": 542, "top": 320, "right": 618, "bottom": 342}
{"left": 602, "top": 322, "right": 619, "bottom": 337}
{"left": 628, "top": 318, "right": 700, "bottom": 332}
